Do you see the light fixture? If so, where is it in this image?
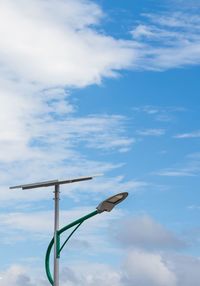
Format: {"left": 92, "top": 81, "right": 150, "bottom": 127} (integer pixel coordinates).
{"left": 96, "top": 192, "right": 128, "bottom": 212}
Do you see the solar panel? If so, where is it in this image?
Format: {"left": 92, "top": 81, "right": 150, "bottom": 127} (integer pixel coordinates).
{"left": 10, "top": 174, "right": 102, "bottom": 190}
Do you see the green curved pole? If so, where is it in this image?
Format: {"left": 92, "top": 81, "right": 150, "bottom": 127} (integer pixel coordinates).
{"left": 45, "top": 210, "right": 99, "bottom": 285}
{"left": 59, "top": 222, "right": 83, "bottom": 255}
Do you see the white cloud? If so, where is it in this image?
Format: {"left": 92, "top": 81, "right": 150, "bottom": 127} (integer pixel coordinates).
{"left": 0, "top": 15, "right": 136, "bottom": 207}
{"left": 122, "top": 250, "right": 177, "bottom": 286}
{"left": 1, "top": 251, "right": 200, "bottom": 286}
{"left": 0, "top": 0, "right": 136, "bottom": 88}
{"left": 0, "top": 263, "right": 121, "bottom": 286}
{"left": 60, "top": 263, "right": 122, "bottom": 286}
{"left": 0, "top": 265, "right": 35, "bottom": 286}
{"left": 165, "top": 253, "right": 200, "bottom": 286}
{"left": 0, "top": 0, "right": 137, "bottom": 195}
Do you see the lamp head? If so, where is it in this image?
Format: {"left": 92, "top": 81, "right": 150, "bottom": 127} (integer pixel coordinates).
{"left": 96, "top": 192, "right": 128, "bottom": 213}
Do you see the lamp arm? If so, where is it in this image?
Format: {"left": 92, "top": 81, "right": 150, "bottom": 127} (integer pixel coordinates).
{"left": 45, "top": 210, "right": 99, "bottom": 285}
{"left": 59, "top": 221, "right": 83, "bottom": 255}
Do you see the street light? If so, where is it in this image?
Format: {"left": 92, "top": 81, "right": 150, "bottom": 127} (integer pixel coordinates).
{"left": 10, "top": 175, "right": 101, "bottom": 286}
{"left": 10, "top": 177, "right": 128, "bottom": 286}
{"left": 45, "top": 191, "right": 128, "bottom": 285}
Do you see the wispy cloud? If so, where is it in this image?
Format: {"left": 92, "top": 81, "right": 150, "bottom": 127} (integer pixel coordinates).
{"left": 131, "top": 12, "right": 200, "bottom": 70}
{"left": 156, "top": 153, "right": 200, "bottom": 177}
{"left": 174, "top": 130, "right": 200, "bottom": 139}
{"left": 133, "top": 105, "right": 185, "bottom": 122}
{"left": 157, "top": 171, "right": 196, "bottom": 177}
{"left": 137, "top": 129, "right": 165, "bottom": 137}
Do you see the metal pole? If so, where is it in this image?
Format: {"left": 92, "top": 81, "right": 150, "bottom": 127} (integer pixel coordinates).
{"left": 54, "top": 184, "right": 60, "bottom": 286}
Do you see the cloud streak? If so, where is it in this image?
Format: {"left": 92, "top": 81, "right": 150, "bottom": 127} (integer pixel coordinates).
{"left": 131, "top": 12, "right": 200, "bottom": 70}
{"left": 156, "top": 153, "right": 200, "bottom": 177}
{"left": 137, "top": 129, "right": 165, "bottom": 137}
{"left": 174, "top": 130, "right": 200, "bottom": 139}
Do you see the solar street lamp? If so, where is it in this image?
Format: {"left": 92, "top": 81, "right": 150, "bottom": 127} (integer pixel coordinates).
{"left": 10, "top": 177, "right": 128, "bottom": 286}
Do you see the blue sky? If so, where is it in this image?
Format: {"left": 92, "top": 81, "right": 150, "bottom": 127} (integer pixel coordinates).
{"left": 0, "top": 0, "right": 200, "bottom": 285}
